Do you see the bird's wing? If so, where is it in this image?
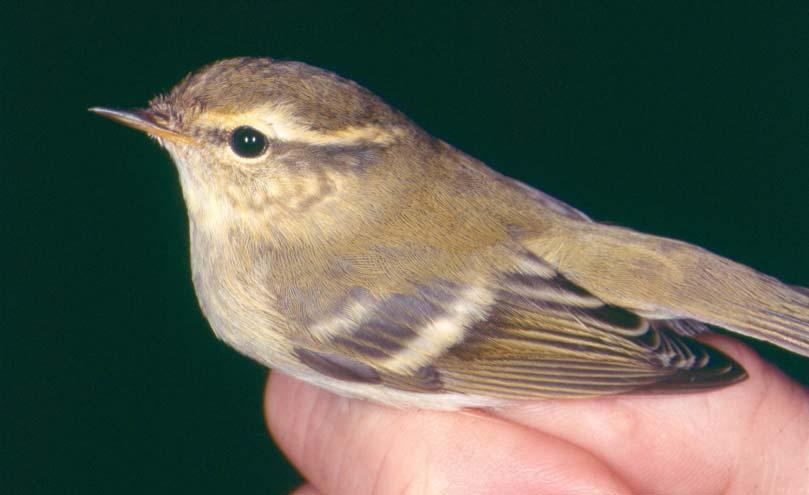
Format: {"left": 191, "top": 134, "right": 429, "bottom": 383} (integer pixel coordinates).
{"left": 291, "top": 252, "right": 745, "bottom": 400}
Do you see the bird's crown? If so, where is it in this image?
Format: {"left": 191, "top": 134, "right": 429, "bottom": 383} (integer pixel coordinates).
{"left": 148, "top": 57, "right": 409, "bottom": 145}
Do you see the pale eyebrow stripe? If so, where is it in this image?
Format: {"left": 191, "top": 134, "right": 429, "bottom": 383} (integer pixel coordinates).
{"left": 196, "top": 109, "right": 405, "bottom": 146}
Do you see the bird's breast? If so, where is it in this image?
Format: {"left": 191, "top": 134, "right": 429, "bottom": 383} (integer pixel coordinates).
{"left": 187, "top": 222, "right": 294, "bottom": 369}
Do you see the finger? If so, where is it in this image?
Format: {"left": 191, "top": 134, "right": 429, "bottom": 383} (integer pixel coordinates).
{"left": 290, "top": 484, "right": 323, "bottom": 495}
{"left": 490, "top": 335, "right": 809, "bottom": 494}
{"left": 265, "top": 372, "right": 633, "bottom": 495}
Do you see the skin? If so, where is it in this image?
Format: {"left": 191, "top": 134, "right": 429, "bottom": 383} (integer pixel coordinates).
{"left": 267, "top": 336, "right": 809, "bottom": 495}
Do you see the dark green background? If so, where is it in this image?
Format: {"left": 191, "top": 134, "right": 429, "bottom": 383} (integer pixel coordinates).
{"left": 3, "top": 2, "right": 808, "bottom": 494}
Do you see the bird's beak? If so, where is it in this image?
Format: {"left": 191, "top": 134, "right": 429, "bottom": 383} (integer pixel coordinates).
{"left": 89, "top": 107, "right": 195, "bottom": 144}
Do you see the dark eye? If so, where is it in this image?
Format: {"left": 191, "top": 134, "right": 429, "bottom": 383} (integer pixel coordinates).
{"left": 229, "top": 126, "right": 268, "bottom": 158}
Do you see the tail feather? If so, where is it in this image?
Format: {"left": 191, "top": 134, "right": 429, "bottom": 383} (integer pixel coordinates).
{"left": 540, "top": 222, "right": 809, "bottom": 358}
{"left": 736, "top": 286, "right": 809, "bottom": 356}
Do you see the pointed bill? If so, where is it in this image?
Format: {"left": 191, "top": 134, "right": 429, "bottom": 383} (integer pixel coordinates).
{"left": 89, "top": 107, "right": 195, "bottom": 144}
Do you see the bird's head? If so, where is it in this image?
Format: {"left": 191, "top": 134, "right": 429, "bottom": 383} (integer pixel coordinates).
{"left": 92, "top": 57, "right": 429, "bottom": 243}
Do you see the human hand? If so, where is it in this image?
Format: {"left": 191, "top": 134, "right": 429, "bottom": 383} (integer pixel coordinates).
{"left": 266, "top": 335, "right": 809, "bottom": 494}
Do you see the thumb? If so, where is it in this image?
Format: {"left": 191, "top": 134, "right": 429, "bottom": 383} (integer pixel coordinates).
{"left": 265, "top": 372, "right": 632, "bottom": 495}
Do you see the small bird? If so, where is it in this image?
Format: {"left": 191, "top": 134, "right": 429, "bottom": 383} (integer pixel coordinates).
{"left": 92, "top": 57, "right": 809, "bottom": 409}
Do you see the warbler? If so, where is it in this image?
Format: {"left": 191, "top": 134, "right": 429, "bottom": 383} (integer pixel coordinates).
{"left": 92, "top": 57, "right": 809, "bottom": 409}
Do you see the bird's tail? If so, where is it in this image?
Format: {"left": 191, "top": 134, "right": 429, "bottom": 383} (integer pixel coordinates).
{"left": 541, "top": 222, "right": 809, "bottom": 358}
{"left": 710, "top": 279, "right": 809, "bottom": 357}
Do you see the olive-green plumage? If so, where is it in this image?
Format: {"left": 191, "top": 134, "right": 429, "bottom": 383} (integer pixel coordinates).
{"left": 91, "top": 57, "right": 809, "bottom": 409}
